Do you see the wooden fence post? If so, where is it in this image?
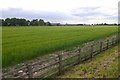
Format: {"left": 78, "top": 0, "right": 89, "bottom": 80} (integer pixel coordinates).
{"left": 114, "top": 38, "right": 116, "bottom": 45}
{"left": 90, "top": 44, "right": 94, "bottom": 58}
{"left": 112, "top": 38, "right": 114, "bottom": 46}
{"left": 58, "top": 54, "right": 62, "bottom": 75}
{"left": 115, "top": 36, "right": 118, "bottom": 45}
{"left": 106, "top": 39, "right": 109, "bottom": 49}
{"left": 117, "top": 36, "right": 119, "bottom": 45}
{"left": 114, "top": 37, "right": 116, "bottom": 45}
{"left": 78, "top": 48, "right": 81, "bottom": 63}
{"left": 26, "top": 64, "right": 33, "bottom": 78}
{"left": 100, "top": 41, "right": 103, "bottom": 52}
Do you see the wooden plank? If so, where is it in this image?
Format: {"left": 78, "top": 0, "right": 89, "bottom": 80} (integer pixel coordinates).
{"left": 2, "top": 66, "right": 27, "bottom": 78}
{"left": 31, "top": 56, "right": 58, "bottom": 66}
{"left": 32, "top": 57, "right": 59, "bottom": 73}
{"left": 32, "top": 61, "right": 59, "bottom": 73}
{"left": 33, "top": 64, "right": 59, "bottom": 78}
{"left": 63, "top": 53, "right": 78, "bottom": 61}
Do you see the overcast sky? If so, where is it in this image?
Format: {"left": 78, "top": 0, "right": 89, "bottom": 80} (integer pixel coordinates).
{"left": 0, "top": 0, "right": 119, "bottom": 24}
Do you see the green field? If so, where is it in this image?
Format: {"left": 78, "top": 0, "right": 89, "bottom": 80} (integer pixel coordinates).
{"left": 2, "top": 26, "right": 118, "bottom": 67}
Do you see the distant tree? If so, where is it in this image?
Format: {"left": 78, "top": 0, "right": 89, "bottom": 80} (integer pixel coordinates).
{"left": 38, "top": 19, "right": 45, "bottom": 26}
{"left": 104, "top": 23, "right": 108, "bottom": 25}
{"left": 26, "top": 20, "right": 30, "bottom": 26}
{"left": 10, "top": 18, "right": 18, "bottom": 26}
{"left": 0, "top": 19, "right": 2, "bottom": 26}
{"left": 30, "top": 19, "right": 38, "bottom": 26}
{"left": 56, "top": 23, "right": 60, "bottom": 26}
{"left": 113, "top": 23, "right": 117, "bottom": 25}
{"left": 77, "top": 24, "right": 84, "bottom": 26}
{"left": 19, "top": 18, "right": 27, "bottom": 26}
{"left": 5, "top": 18, "right": 11, "bottom": 26}
{"left": 46, "top": 22, "right": 51, "bottom": 26}
{"left": 1, "top": 18, "right": 52, "bottom": 26}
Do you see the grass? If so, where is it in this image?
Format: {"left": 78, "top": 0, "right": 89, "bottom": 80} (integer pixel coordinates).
{"left": 58, "top": 46, "right": 118, "bottom": 78}
{"left": 2, "top": 26, "right": 118, "bottom": 67}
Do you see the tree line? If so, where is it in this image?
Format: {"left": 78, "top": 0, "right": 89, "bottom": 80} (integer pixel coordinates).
{"left": 0, "top": 18, "right": 118, "bottom": 26}
{"left": 0, "top": 18, "right": 51, "bottom": 26}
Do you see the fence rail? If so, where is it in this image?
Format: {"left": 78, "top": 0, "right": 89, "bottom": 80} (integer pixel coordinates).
{"left": 2, "top": 34, "right": 119, "bottom": 78}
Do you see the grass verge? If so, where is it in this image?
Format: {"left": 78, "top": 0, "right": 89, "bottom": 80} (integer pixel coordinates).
{"left": 58, "top": 46, "right": 119, "bottom": 78}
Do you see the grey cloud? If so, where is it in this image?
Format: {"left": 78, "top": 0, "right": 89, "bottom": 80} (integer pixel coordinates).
{"left": 1, "top": 8, "right": 72, "bottom": 22}
{"left": 71, "top": 7, "right": 117, "bottom": 23}
{"left": 71, "top": 7, "right": 102, "bottom": 17}
{"left": 1, "top": 7, "right": 117, "bottom": 24}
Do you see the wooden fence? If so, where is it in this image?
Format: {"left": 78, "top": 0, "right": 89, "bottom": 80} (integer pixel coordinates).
{"left": 2, "top": 34, "right": 119, "bottom": 78}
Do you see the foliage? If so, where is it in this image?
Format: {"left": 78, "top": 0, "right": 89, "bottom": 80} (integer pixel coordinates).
{"left": 1, "top": 18, "right": 51, "bottom": 26}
